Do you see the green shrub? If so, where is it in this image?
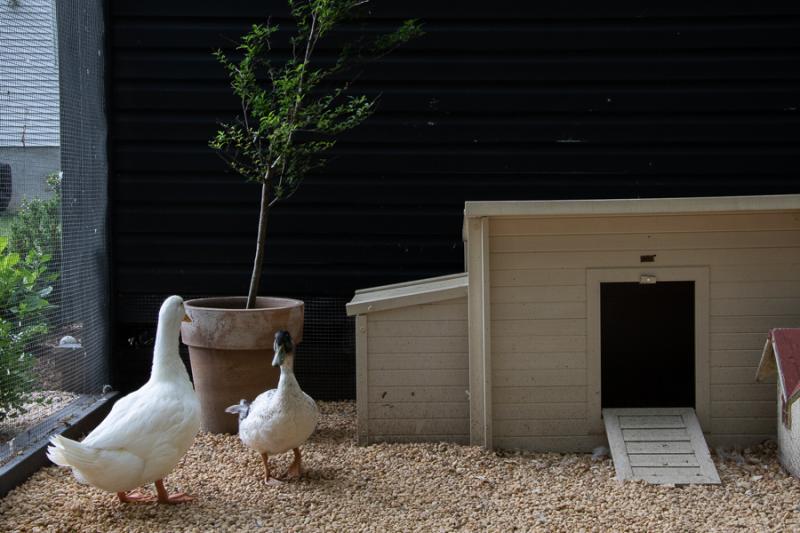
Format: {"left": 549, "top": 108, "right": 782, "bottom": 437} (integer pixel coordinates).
{"left": 0, "top": 236, "right": 56, "bottom": 420}
{"left": 9, "top": 172, "right": 62, "bottom": 263}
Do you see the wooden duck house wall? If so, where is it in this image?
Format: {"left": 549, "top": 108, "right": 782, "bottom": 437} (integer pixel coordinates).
{"left": 347, "top": 275, "right": 469, "bottom": 444}
{"left": 466, "top": 195, "right": 800, "bottom": 451}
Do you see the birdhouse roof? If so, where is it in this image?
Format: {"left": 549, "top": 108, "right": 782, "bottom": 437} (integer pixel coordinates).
{"left": 757, "top": 328, "right": 800, "bottom": 406}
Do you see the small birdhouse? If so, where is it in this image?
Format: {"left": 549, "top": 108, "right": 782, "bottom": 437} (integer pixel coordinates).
{"left": 756, "top": 328, "right": 800, "bottom": 477}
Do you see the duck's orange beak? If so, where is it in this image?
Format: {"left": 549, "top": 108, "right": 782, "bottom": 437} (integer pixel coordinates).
{"left": 182, "top": 314, "right": 192, "bottom": 323}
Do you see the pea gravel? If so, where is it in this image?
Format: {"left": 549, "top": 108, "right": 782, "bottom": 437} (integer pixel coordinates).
{"left": 1, "top": 401, "right": 800, "bottom": 532}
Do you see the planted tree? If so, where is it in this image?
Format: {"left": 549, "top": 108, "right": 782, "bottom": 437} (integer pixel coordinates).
{"left": 211, "top": 0, "right": 422, "bottom": 308}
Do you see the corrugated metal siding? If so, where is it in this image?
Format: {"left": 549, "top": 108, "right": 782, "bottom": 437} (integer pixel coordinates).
{"left": 0, "top": 0, "right": 60, "bottom": 147}
{"left": 109, "top": 2, "right": 800, "bottom": 397}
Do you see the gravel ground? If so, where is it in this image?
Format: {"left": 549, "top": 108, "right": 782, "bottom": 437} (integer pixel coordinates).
{"left": 0, "top": 391, "right": 79, "bottom": 446}
{"left": 1, "top": 401, "right": 800, "bottom": 532}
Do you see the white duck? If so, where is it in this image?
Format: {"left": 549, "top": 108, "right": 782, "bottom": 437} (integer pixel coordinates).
{"left": 226, "top": 330, "right": 319, "bottom": 484}
{"left": 47, "top": 295, "right": 201, "bottom": 504}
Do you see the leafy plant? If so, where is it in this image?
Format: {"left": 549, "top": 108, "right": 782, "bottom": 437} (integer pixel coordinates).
{"left": 0, "top": 236, "right": 56, "bottom": 420}
{"left": 211, "top": 0, "right": 422, "bottom": 308}
{"left": 9, "top": 171, "right": 62, "bottom": 264}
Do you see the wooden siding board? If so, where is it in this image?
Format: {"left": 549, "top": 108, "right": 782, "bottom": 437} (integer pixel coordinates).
{"left": 711, "top": 384, "right": 776, "bottom": 401}
{"left": 368, "top": 386, "right": 468, "bottom": 403}
{"left": 491, "top": 351, "right": 586, "bottom": 371}
{"left": 489, "top": 213, "right": 800, "bottom": 237}
{"left": 356, "top": 315, "right": 368, "bottom": 445}
{"left": 491, "top": 230, "right": 800, "bottom": 254}
{"left": 492, "top": 336, "right": 586, "bottom": 354}
{"left": 492, "top": 386, "right": 587, "bottom": 404}
{"left": 492, "top": 319, "right": 586, "bottom": 337}
{"left": 369, "top": 320, "right": 467, "bottom": 337}
{"left": 368, "top": 402, "right": 469, "bottom": 420}
{"left": 493, "top": 402, "right": 586, "bottom": 421}
{"left": 711, "top": 316, "right": 800, "bottom": 333}
{"left": 491, "top": 247, "right": 800, "bottom": 271}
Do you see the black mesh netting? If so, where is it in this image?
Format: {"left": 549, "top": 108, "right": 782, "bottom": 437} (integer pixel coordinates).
{"left": 119, "top": 294, "right": 356, "bottom": 401}
{"left": 0, "top": 0, "right": 109, "bottom": 462}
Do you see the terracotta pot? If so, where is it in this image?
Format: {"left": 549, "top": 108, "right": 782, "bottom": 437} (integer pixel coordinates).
{"left": 181, "top": 296, "right": 304, "bottom": 434}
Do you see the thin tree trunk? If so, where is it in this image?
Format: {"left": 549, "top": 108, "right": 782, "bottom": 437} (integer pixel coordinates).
{"left": 246, "top": 183, "right": 270, "bottom": 309}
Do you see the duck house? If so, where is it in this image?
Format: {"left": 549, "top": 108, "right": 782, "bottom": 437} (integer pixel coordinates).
{"left": 348, "top": 195, "right": 800, "bottom": 471}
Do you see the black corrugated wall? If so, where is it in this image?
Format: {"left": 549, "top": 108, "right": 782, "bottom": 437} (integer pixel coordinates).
{"left": 109, "top": 2, "right": 800, "bottom": 398}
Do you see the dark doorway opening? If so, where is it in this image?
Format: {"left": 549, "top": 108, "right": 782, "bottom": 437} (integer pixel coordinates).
{"left": 601, "top": 281, "right": 695, "bottom": 409}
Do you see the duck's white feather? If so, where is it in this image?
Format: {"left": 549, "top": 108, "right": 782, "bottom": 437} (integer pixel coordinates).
{"left": 47, "top": 296, "right": 200, "bottom": 493}
{"left": 238, "top": 364, "right": 318, "bottom": 456}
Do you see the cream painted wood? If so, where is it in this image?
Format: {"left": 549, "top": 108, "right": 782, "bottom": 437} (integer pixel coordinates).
{"left": 356, "top": 315, "right": 368, "bottom": 445}
{"left": 369, "top": 418, "right": 468, "bottom": 436}
{"left": 489, "top": 351, "right": 586, "bottom": 370}
{"left": 493, "top": 368, "right": 586, "bottom": 387}
{"left": 493, "top": 419, "right": 590, "bottom": 437}
{"left": 368, "top": 369, "right": 469, "bottom": 387}
{"left": 587, "top": 267, "right": 710, "bottom": 434}
{"left": 468, "top": 216, "right": 492, "bottom": 447}
{"left": 493, "top": 435, "right": 607, "bottom": 452}
{"left": 368, "top": 302, "right": 467, "bottom": 322}
{"left": 492, "top": 248, "right": 800, "bottom": 271}
{"left": 369, "top": 320, "right": 467, "bottom": 337}
{"left": 347, "top": 274, "right": 467, "bottom": 315}
{"left": 367, "top": 335, "right": 468, "bottom": 354}
{"left": 371, "top": 435, "right": 470, "bottom": 445}
{"left": 492, "top": 402, "right": 586, "bottom": 420}
{"left": 369, "top": 354, "right": 469, "bottom": 371}
{"left": 603, "top": 408, "right": 720, "bottom": 485}
{"left": 626, "top": 441, "right": 693, "bottom": 454}
{"left": 711, "top": 384, "right": 775, "bottom": 401}
{"left": 711, "top": 401, "right": 774, "bottom": 418}
{"left": 493, "top": 386, "right": 587, "bottom": 404}
{"left": 491, "top": 230, "right": 800, "bottom": 254}
{"left": 491, "top": 285, "right": 586, "bottom": 303}
{"left": 491, "top": 268, "right": 586, "bottom": 287}
{"left": 710, "top": 280, "right": 800, "bottom": 299}
{"left": 492, "top": 318, "right": 586, "bottom": 336}
{"left": 711, "top": 417, "right": 775, "bottom": 434}
{"left": 467, "top": 194, "right": 800, "bottom": 218}
{"left": 492, "top": 335, "right": 585, "bottom": 353}
{"left": 491, "top": 302, "right": 586, "bottom": 320}
{"left": 369, "top": 402, "right": 469, "bottom": 419}
{"left": 368, "top": 386, "right": 467, "bottom": 403}
{"left": 710, "top": 316, "right": 800, "bottom": 333}
{"left": 711, "top": 264, "right": 800, "bottom": 282}
{"left": 489, "top": 212, "right": 800, "bottom": 237}
{"left": 353, "top": 272, "right": 467, "bottom": 294}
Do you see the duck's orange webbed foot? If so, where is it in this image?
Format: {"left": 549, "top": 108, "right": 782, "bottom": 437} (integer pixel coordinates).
{"left": 116, "top": 489, "right": 156, "bottom": 503}
{"left": 283, "top": 448, "right": 303, "bottom": 480}
{"left": 155, "top": 479, "right": 194, "bottom": 504}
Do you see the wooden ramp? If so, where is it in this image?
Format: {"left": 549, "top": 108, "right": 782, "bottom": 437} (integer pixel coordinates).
{"left": 603, "top": 408, "right": 720, "bottom": 485}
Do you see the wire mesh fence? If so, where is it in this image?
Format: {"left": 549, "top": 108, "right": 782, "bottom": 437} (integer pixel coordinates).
{"left": 0, "top": 0, "right": 108, "bottom": 462}
{"left": 118, "top": 293, "right": 356, "bottom": 401}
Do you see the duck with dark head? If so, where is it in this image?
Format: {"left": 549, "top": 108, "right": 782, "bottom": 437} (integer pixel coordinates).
{"left": 226, "top": 330, "right": 319, "bottom": 484}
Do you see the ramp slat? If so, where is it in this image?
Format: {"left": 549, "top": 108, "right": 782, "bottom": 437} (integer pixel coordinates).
{"left": 622, "top": 428, "right": 689, "bottom": 441}
{"left": 619, "top": 415, "right": 684, "bottom": 429}
{"left": 626, "top": 441, "right": 694, "bottom": 454}
{"left": 603, "top": 408, "right": 720, "bottom": 485}
{"left": 628, "top": 454, "right": 699, "bottom": 467}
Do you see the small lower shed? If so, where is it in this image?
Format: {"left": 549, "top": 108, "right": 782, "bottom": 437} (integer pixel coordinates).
{"left": 346, "top": 274, "right": 469, "bottom": 445}
{"left": 349, "top": 195, "right": 800, "bottom": 452}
